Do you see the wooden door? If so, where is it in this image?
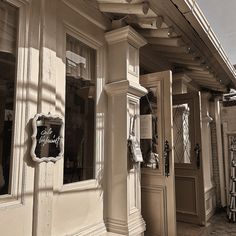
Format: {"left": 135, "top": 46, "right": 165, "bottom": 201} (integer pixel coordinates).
{"left": 173, "top": 93, "right": 205, "bottom": 225}
{"left": 140, "top": 71, "right": 176, "bottom": 236}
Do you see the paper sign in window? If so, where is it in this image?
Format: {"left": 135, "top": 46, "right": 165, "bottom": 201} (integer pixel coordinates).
{"left": 140, "top": 114, "right": 152, "bottom": 139}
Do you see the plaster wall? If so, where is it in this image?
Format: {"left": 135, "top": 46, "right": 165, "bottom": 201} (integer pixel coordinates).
{"left": 221, "top": 106, "right": 236, "bottom": 131}
{"left": 51, "top": 1, "right": 107, "bottom": 235}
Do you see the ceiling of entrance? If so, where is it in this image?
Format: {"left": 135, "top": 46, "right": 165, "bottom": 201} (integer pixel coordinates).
{"left": 95, "top": 0, "right": 236, "bottom": 93}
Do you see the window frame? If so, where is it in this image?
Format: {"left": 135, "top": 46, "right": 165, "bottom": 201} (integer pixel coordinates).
{"left": 0, "top": 0, "right": 29, "bottom": 206}
{"left": 60, "top": 23, "right": 104, "bottom": 192}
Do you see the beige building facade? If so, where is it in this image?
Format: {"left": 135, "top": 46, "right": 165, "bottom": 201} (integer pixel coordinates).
{"left": 0, "top": 0, "right": 236, "bottom": 236}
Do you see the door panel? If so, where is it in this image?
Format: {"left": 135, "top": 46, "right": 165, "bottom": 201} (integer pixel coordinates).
{"left": 140, "top": 71, "right": 176, "bottom": 236}
{"left": 141, "top": 186, "right": 167, "bottom": 235}
{"left": 175, "top": 176, "right": 197, "bottom": 214}
{"left": 173, "top": 93, "right": 205, "bottom": 225}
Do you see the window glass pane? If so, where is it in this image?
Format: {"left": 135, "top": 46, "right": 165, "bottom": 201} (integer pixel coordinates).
{"left": 64, "top": 35, "right": 96, "bottom": 184}
{"left": 173, "top": 103, "right": 191, "bottom": 164}
{"left": 0, "top": 2, "right": 18, "bottom": 195}
{"left": 140, "top": 89, "right": 159, "bottom": 169}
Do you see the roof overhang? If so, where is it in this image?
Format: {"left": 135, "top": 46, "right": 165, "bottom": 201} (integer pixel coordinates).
{"left": 96, "top": 0, "right": 236, "bottom": 93}
{"left": 170, "top": 0, "right": 236, "bottom": 90}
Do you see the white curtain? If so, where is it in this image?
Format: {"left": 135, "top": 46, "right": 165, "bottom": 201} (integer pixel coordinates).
{"left": 66, "top": 35, "right": 95, "bottom": 81}
{"left": 0, "top": 2, "right": 17, "bottom": 55}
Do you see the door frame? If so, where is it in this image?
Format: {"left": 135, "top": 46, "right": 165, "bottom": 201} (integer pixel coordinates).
{"left": 173, "top": 92, "right": 206, "bottom": 225}
{"left": 140, "top": 70, "right": 177, "bottom": 236}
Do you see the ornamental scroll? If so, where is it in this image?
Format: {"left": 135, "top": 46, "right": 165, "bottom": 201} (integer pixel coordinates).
{"left": 31, "top": 113, "right": 64, "bottom": 163}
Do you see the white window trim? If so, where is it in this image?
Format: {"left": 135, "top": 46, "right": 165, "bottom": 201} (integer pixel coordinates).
{"left": 0, "top": 0, "right": 29, "bottom": 206}
{"left": 58, "top": 22, "right": 105, "bottom": 192}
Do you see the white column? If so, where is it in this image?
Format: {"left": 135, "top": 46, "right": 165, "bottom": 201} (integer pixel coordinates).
{"left": 200, "top": 92, "right": 215, "bottom": 220}
{"left": 223, "top": 121, "right": 230, "bottom": 206}
{"left": 214, "top": 98, "right": 226, "bottom": 207}
{"left": 104, "top": 26, "right": 147, "bottom": 235}
{"left": 201, "top": 92, "right": 213, "bottom": 190}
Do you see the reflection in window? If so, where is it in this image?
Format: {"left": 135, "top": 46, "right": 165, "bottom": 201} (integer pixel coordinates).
{"left": 128, "top": 45, "right": 138, "bottom": 75}
{"left": 0, "top": 2, "right": 18, "bottom": 195}
{"left": 140, "top": 89, "right": 159, "bottom": 169}
{"left": 64, "top": 35, "right": 96, "bottom": 184}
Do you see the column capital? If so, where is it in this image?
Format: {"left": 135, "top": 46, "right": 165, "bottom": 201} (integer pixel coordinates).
{"left": 105, "top": 80, "right": 147, "bottom": 97}
{"left": 105, "top": 25, "right": 147, "bottom": 48}
{"left": 174, "top": 73, "right": 192, "bottom": 83}
{"left": 173, "top": 73, "right": 191, "bottom": 94}
{"left": 201, "top": 91, "right": 212, "bottom": 100}
{"left": 202, "top": 115, "right": 213, "bottom": 124}
{"left": 201, "top": 91, "right": 213, "bottom": 124}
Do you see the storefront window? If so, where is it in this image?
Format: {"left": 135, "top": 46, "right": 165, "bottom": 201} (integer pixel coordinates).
{"left": 64, "top": 35, "right": 96, "bottom": 184}
{"left": 0, "top": 2, "right": 18, "bottom": 195}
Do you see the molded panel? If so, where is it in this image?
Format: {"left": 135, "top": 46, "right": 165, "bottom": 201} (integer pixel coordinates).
{"left": 175, "top": 176, "right": 197, "bottom": 215}
{"left": 141, "top": 186, "right": 167, "bottom": 236}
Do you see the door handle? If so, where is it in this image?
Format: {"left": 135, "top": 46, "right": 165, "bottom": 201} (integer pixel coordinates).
{"left": 164, "top": 140, "right": 170, "bottom": 177}
{"left": 194, "top": 143, "right": 201, "bottom": 169}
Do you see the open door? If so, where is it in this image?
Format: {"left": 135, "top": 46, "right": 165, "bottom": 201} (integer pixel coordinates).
{"left": 140, "top": 71, "right": 176, "bottom": 236}
{"left": 173, "top": 92, "right": 205, "bottom": 225}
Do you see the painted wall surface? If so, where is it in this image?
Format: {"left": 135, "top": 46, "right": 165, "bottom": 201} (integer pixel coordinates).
{"left": 0, "top": 0, "right": 108, "bottom": 235}
{"left": 222, "top": 106, "right": 236, "bottom": 131}
{"left": 52, "top": 1, "right": 107, "bottom": 235}
{"left": 0, "top": 1, "right": 148, "bottom": 235}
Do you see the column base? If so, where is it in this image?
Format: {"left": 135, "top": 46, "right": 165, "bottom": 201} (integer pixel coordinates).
{"left": 106, "top": 211, "right": 146, "bottom": 236}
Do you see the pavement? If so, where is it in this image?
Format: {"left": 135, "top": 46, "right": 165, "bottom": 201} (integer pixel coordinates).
{"left": 178, "top": 211, "right": 236, "bottom": 236}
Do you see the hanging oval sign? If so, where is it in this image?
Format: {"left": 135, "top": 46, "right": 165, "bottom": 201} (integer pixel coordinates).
{"left": 31, "top": 113, "right": 64, "bottom": 162}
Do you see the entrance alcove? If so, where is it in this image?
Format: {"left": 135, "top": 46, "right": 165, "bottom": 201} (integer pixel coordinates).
{"left": 139, "top": 71, "right": 215, "bottom": 235}
{"left": 172, "top": 73, "right": 216, "bottom": 224}
{"left": 139, "top": 71, "right": 176, "bottom": 236}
